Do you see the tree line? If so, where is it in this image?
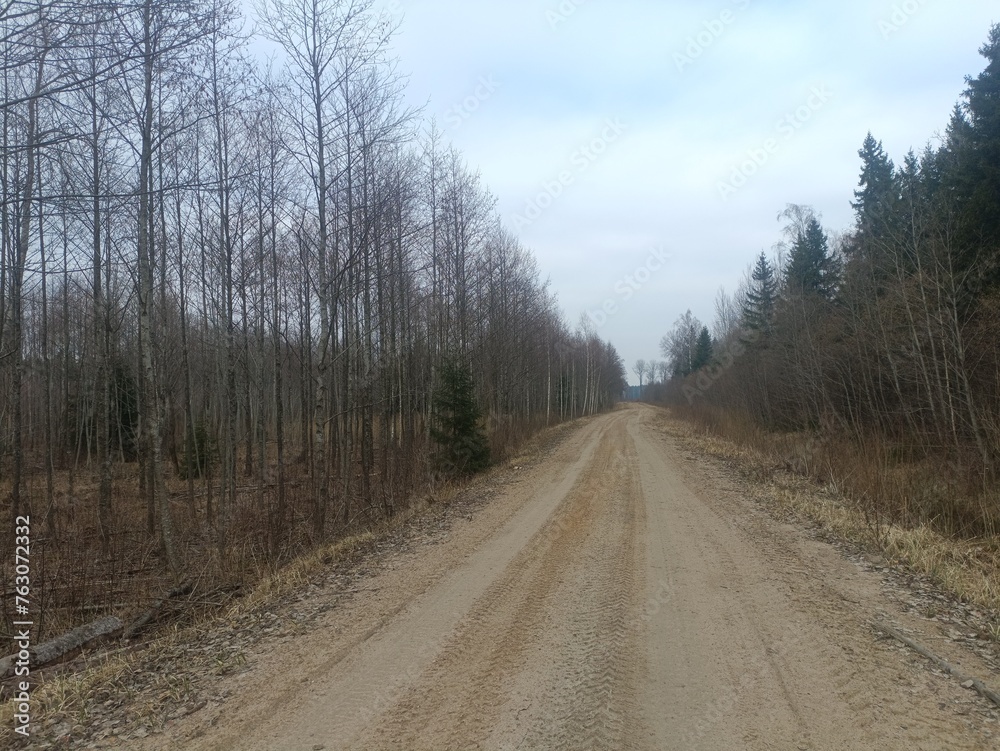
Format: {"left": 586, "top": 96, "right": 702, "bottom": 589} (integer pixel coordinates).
{"left": 652, "top": 23, "right": 1000, "bottom": 537}
{"left": 0, "top": 0, "right": 626, "bottom": 631}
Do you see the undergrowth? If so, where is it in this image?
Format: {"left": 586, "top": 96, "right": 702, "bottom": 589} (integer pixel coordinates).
{"left": 660, "top": 404, "right": 1000, "bottom": 615}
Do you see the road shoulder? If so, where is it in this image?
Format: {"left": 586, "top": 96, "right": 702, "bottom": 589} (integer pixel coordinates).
{"left": 640, "top": 404, "right": 1000, "bottom": 747}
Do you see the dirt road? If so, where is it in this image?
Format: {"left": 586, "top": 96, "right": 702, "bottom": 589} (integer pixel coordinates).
{"left": 144, "top": 404, "right": 997, "bottom": 750}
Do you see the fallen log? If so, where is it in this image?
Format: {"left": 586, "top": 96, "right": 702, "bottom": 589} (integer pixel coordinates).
{"left": 872, "top": 620, "right": 1000, "bottom": 707}
{"left": 123, "top": 581, "right": 194, "bottom": 640}
{"left": 0, "top": 615, "right": 123, "bottom": 678}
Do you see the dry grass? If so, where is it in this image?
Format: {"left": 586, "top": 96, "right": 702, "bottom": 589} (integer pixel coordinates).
{"left": 662, "top": 406, "right": 1000, "bottom": 616}
{"left": 0, "top": 416, "right": 553, "bottom": 639}
{"left": 0, "top": 506, "right": 394, "bottom": 745}
{"left": 20, "top": 648, "right": 144, "bottom": 729}
{"left": 227, "top": 530, "right": 378, "bottom": 618}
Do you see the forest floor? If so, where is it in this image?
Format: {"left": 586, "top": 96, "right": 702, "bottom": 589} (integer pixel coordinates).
{"left": 11, "top": 403, "right": 1000, "bottom": 749}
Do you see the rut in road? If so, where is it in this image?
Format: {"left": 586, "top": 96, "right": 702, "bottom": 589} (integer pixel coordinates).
{"left": 359, "top": 412, "right": 647, "bottom": 750}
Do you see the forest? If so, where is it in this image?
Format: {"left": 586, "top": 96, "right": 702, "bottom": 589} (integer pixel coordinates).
{"left": 0, "top": 0, "right": 627, "bottom": 640}
{"left": 652, "top": 23, "right": 1000, "bottom": 539}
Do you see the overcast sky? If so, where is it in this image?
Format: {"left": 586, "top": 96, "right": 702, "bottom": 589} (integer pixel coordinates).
{"left": 368, "top": 0, "right": 997, "bottom": 383}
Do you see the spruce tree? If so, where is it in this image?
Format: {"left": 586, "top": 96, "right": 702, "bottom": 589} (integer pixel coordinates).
{"left": 432, "top": 359, "right": 491, "bottom": 476}
{"left": 693, "top": 327, "right": 713, "bottom": 371}
{"left": 180, "top": 420, "right": 213, "bottom": 480}
{"left": 851, "top": 132, "right": 898, "bottom": 254}
{"left": 742, "top": 252, "right": 778, "bottom": 338}
{"left": 959, "top": 23, "right": 1000, "bottom": 286}
{"left": 785, "top": 218, "right": 839, "bottom": 299}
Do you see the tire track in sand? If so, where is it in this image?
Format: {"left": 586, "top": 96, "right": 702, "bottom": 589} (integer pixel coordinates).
{"left": 356, "top": 413, "right": 647, "bottom": 751}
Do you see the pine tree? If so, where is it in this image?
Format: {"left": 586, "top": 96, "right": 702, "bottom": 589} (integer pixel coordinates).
{"left": 899, "top": 149, "right": 924, "bottom": 206}
{"left": 693, "top": 327, "right": 713, "bottom": 371}
{"left": 917, "top": 109, "right": 972, "bottom": 243}
{"left": 180, "top": 420, "right": 213, "bottom": 480}
{"left": 959, "top": 23, "right": 1000, "bottom": 285}
{"left": 851, "top": 132, "right": 898, "bottom": 253}
{"left": 432, "top": 359, "right": 491, "bottom": 476}
{"left": 742, "top": 252, "right": 778, "bottom": 338}
{"left": 785, "top": 218, "right": 839, "bottom": 299}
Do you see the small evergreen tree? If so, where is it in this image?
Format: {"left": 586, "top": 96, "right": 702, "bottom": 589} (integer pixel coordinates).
{"left": 432, "top": 358, "right": 491, "bottom": 476}
{"left": 111, "top": 363, "right": 140, "bottom": 461}
{"left": 693, "top": 327, "right": 713, "bottom": 371}
{"left": 180, "top": 419, "right": 213, "bottom": 480}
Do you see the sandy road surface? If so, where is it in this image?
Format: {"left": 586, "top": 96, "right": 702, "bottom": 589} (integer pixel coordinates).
{"left": 144, "top": 404, "right": 997, "bottom": 750}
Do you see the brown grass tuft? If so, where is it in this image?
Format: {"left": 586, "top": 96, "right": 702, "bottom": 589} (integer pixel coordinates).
{"left": 661, "top": 405, "right": 1000, "bottom": 615}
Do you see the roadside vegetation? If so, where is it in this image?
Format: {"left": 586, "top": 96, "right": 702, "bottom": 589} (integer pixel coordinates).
{"left": 0, "top": 0, "right": 628, "bottom": 681}
{"left": 642, "top": 24, "right": 1000, "bottom": 606}
{"left": 0, "top": 407, "right": 587, "bottom": 747}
